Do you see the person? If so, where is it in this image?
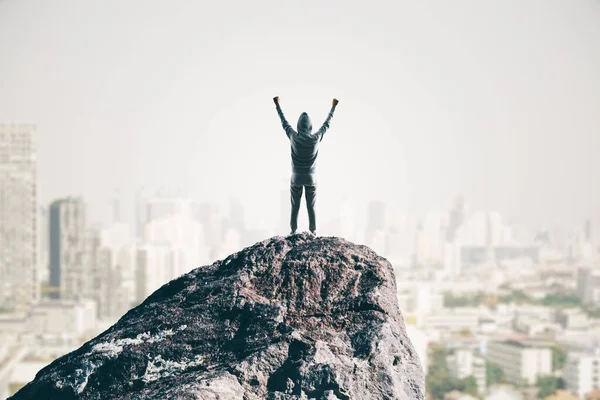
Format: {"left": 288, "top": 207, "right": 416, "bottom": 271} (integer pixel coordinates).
{"left": 273, "top": 96, "right": 339, "bottom": 236}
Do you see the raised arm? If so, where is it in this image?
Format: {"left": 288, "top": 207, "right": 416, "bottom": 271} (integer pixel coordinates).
{"left": 315, "top": 98, "right": 339, "bottom": 141}
{"left": 273, "top": 96, "right": 296, "bottom": 139}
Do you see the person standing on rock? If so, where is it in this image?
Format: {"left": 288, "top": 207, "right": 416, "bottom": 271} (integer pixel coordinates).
{"left": 273, "top": 96, "right": 338, "bottom": 236}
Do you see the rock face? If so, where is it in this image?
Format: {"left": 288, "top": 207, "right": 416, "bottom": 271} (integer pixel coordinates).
{"left": 11, "top": 233, "right": 425, "bottom": 400}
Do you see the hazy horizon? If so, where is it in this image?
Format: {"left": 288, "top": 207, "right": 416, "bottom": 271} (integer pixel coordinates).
{"left": 1, "top": 0, "right": 599, "bottom": 231}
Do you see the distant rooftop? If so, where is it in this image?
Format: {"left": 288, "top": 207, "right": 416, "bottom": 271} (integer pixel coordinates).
{"left": 499, "top": 339, "right": 552, "bottom": 349}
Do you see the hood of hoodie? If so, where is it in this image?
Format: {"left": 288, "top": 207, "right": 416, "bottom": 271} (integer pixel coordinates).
{"left": 297, "top": 112, "right": 313, "bottom": 135}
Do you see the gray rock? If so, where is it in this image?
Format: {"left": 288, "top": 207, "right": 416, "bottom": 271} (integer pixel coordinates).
{"left": 11, "top": 233, "right": 425, "bottom": 399}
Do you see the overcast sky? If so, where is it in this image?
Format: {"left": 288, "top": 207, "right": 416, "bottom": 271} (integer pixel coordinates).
{"left": 1, "top": 0, "right": 599, "bottom": 231}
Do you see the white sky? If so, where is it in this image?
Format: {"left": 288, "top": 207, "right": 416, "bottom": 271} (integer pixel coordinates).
{"left": 1, "top": 0, "right": 599, "bottom": 230}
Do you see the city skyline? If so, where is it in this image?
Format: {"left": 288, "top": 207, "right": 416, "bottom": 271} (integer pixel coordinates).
{"left": 2, "top": 128, "right": 600, "bottom": 398}
{"left": 36, "top": 186, "right": 599, "bottom": 244}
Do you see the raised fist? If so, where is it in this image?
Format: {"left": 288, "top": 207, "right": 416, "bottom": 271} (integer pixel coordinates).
{"left": 332, "top": 98, "right": 339, "bottom": 108}
{"left": 273, "top": 96, "right": 280, "bottom": 105}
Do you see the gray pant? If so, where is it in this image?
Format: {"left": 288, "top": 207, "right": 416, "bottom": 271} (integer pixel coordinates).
{"left": 290, "top": 173, "right": 316, "bottom": 233}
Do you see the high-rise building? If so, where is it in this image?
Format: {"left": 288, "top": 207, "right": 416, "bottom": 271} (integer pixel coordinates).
{"left": 136, "top": 197, "right": 207, "bottom": 303}
{"left": 38, "top": 206, "right": 49, "bottom": 283}
{"left": 135, "top": 244, "right": 180, "bottom": 303}
{"left": 0, "top": 123, "right": 39, "bottom": 310}
{"left": 446, "top": 349, "right": 486, "bottom": 395}
{"left": 446, "top": 196, "right": 466, "bottom": 241}
{"left": 486, "top": 340, "right": 552, "bottom": 385}
{"left": 48, "top": 197, "right": 86, "bottom": 299}
{"left": 414, "top": 211, "right": 448, "bottom": 268}
{"left": 81, "top": 228, "right": 101, "bottom": 301}
{"left": 577, "top": 267, "right": 600, "bottom": 305}
{"left": 96, "top": 223, "right": 136, "bottom": 319}
{"left": 566, "top": 226, "right": 595, "bottom": 262}
{"left": 489, "top": 211, "right": 511, "bottom": 246}
{"left": 456, "top": 211, "right": 488, "bottom": 246}
{"left": 443, "top": 242, "right": 462, "bottom": 277}
{"left": 585, "top": 219, "right": 593, "bottom": 242}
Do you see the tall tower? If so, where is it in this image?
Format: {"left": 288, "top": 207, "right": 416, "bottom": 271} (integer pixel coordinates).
{"left": 49, "top": 197, "right": 87, "bottom": 299}
{"left": 0, "top": 123, "right": 39, "bottom": 311}
{"left": 446, "top": 195, "right": 466, "bottom": 242}
{"left": 584, "top": 219, "right": 592, "bottom": 242}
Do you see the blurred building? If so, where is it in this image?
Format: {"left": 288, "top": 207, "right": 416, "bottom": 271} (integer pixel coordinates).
{"left": 412, "top": 283, "right": 444, "bottom": 316}
{"left": 142, "top": 197, "right": 206, "bottom": 268}
{"left": 38, "top": 206, "right": 49, "bottom": 284}
{"left": 446, "top": 196, "right": 467, "bottom": 242}
{"left": 96, "top": 223, "right": 136, "bottom": 319}
{"left": 584, "top": 219, "right": 592, "bottom": 243}
{"left": 444, "top": 242, "right": 463, "bottom": 276}
{"left": 48, "top": 197, "right": 87, "bottom": 300}
{"left": 0, "top": 123, "right": 39, "bottom": 311}
{"left": 577, "top": 267, "right": 600, "bottom": 305}
{"left": 446, "top": 348, "right": 486, "bottom": 395}
{"left": 28, "top": 298, "right": 97, "bottom": 339}
{"left": 567, "top": 224, "right": 596, "bottom": 263}
{"left": 135, "top": 244, "right": 179, "bottom": 303}
{"left": 50, "top": 198, "right": 131, "bottom": 320}
{"left": 486, "top": 340, "right": 552, "bottom": 385}
{"left": 564, "top": 348, "right": 600, "bottom": 399}
{"left": 135, "top": 197, "right": 207, "bottom": 302}
{"left": 425, "top": 308, "right": 479, "bottom": 335}
{"left": 439, "top": 208, "right": 534, "bottom": 275}
{"left": 456, "top": 210, "right": 489, "bottom": 247}
{"left": 414, "top": 211, "right": 448, "bottom": 268}
{"left": 555, "top": 309, "right": 590, "bottom": 330}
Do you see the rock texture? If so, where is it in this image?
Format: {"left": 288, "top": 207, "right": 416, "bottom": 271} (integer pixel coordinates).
{"left": 11, "top": 233, "right": 425, "bottom": 400}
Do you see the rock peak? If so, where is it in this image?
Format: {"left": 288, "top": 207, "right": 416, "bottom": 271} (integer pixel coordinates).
{"left": 12, "top": 234, "right": 425, "bottom": 399}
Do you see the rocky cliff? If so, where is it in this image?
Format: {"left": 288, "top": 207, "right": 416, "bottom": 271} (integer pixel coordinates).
{"left": 11, "top": 233, "right": 425, "bottom": 399}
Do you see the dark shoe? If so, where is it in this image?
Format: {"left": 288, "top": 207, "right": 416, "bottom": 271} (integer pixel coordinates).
{"left": 289, "top": 230, "right": 296, "bottom": 235}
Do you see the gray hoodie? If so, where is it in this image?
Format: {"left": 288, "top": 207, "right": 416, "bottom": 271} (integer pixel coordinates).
{"left": 276, "top": 106, "right": 335, "bottom": 175}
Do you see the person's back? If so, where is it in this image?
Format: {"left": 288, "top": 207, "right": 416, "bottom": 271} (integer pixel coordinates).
{"left": 289, "top": 112, "right": 321, "bottom": 175}
{"left": 273, "top": 96, "right": 338, "bottom": 235}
